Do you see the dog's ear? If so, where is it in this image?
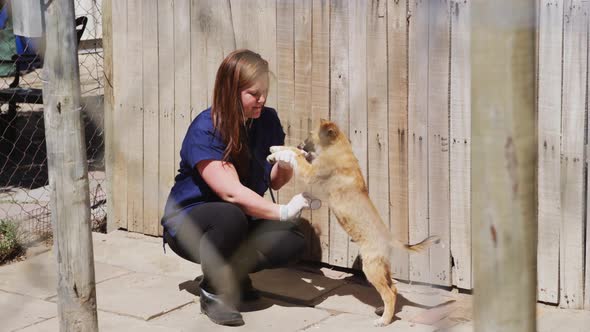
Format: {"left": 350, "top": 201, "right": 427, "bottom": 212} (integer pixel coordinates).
{"left": 320, "top": 118, "right": 328, "bottom": 124}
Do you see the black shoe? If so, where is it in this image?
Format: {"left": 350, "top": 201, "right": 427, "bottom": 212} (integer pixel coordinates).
{"left": 240, "top": 277, "right": 260, "bottom": 302}
{"left": 199, "top": 286, "right": 244, "bottom": 326}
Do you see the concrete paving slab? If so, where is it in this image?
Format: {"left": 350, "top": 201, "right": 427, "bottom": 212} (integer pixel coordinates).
{"left": 250, "top": 268, "right": 346, "bottom": 304}
{"left": 444, "top": 322, "right": 473, "bottom": 332}
{"left": 151, "top": 297, "right": 332, "bottom": 332}
{"left": 314, "top": 281, "right": 457, "bottom": 325}
{"left": 18, "top": 310, "right": 178, "bottom": 332}
{"left": 538, "top": 308, "right": 590, "bottom": 332}
{"left": 314, "top": 283, "right": 382, "bottom": 316}
{"left": 393, "top": 281, "right": 456, "bottom": 307}
{"left": 302, "top": 313, "right": 436, "bottom": 332}
{"left": 0, "top": 251, "right": 131, "bottom": 300}
{"left": 0, "top": 290, "right": 56, "bottom": 332}
{"left": 94, "top": 272, "right": 194, "bottom": 320}
{"left": 92, "top": 231, "right": 202, "bottom": 279}
{"left": 428, "top": 300, "right": 471, "bottom": 330}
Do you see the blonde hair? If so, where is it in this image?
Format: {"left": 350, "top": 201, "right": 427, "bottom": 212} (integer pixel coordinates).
{"left": 211, "top": 49, "right": 269, "bottom": 172}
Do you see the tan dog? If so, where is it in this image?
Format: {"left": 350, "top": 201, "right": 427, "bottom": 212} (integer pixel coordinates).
{"left": 268, "top": 119, "right": 440, "bottom": 327}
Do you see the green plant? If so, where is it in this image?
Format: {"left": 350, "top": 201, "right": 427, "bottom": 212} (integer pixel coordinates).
{"left": 0, "top": 219, "right": 23, "bottom": 263}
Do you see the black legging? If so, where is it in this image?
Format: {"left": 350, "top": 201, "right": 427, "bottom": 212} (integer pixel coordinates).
{"left": 163, "top": 202, "right": 305, "bottom": 293}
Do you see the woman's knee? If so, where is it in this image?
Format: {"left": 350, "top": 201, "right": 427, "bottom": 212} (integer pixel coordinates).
{"left": 190, "top": 202, "right": 248, "bottom": 234}
{"left": 216, "top": 202, "right": 248, "bottom": 234}
{"left": 200, "top": 202, "right": 248, "bottom": 254}
{"left": 264, "top": 222, "right": 307, "bottom": 266}
{"left": 286, "top": 225, "right": 306, "bottom": 259}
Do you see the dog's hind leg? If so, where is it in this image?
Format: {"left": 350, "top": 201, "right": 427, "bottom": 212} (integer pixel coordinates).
{"left": 362, "top": 256, "right": 398, "bottom": 327}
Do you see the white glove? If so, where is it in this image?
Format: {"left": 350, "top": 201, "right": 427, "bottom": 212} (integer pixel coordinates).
{"left": 279, "top": 192, "right": 322, "bottom": 221}
{"left": 267, "top": 149, "right": 298, "bottom": 170}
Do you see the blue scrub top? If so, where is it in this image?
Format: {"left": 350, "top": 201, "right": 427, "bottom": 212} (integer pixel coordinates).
{"left": 161, "top": 106, "right": 286, "bottom": 236}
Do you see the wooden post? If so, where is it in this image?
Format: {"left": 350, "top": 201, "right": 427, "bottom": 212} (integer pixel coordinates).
{"left": 42, "top": 0, "right": 99, "bottom": 330}
{"left": 102, "top": 0, "right": 116, "bottom": 233}
{"left": 471, "top": 0, "right": 537, "bottom": 331}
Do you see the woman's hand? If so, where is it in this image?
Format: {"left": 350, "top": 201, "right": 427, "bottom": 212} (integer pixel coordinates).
{"left": 279, "top": 192, "right": 322, "bottom": 221}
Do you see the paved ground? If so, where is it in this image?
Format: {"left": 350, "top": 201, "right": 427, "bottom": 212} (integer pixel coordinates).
{"left": 1, "top": 230, "right": 588, "bottom": 331}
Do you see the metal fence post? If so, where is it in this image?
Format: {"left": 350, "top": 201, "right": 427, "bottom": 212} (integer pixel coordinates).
{"left": 42, "top": 0, "right": 99, "bottom": 330}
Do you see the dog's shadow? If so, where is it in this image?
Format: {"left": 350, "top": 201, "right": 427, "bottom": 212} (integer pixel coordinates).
{"left": 297, "top": 263, "right": 456, "bottom": 322}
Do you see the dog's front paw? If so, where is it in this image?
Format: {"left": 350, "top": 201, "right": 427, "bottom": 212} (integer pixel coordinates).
{"left": 269, "top": 145, "right": 289, "bottom": 154}
{"left": 373, "top": 317, "right": 386, "bottom": 327}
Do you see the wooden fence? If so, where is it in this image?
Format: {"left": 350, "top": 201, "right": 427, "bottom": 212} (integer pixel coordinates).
{"left": 105, "top": 0, "right": 590, "bottom": 309}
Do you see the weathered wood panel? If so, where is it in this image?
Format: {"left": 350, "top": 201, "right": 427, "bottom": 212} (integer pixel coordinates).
{"left": 367, "top": 0, "right": 389, "bottom": 271}
{"left": 427, "top": 0, "right": 451, "bottom": 286}
{"left": 407, "top": 0, "right": 430, "bottom": 283}
{"left": 449, "top": 0, "right": 471, "bottom": 290}
{"left": 329, "top": 0, "right": 351, "bottom": 267}
{"left": 388, "top": 0, "right": 410, "bottom": 281}
{"left": 111, "top": 0, "right": 127, "bottom": 230}
{"left": 293, "top": 0, "right": 315, "bottom": 259}
{"left": 126, "top": 0, "right": 144, "bottom": 233}
{"left": 276, "top": 0, "right": 296, "bottom": 208}
{"left": 142, "top": 0, "right": 160, "bottom": 236}
{"left": 309, "top": 0, "right": 331, "bottom": 262}
{"left": 157, "top": 0, "right": 175, "bottom": 237}
{"left": 347, "top": 0, "right": 367, "bottom": 268}
{"left": 537, "top": 0, "right": 563, "bottom": 304}
{"left": 560, "top": 0, "right": 586, "bottom": 309}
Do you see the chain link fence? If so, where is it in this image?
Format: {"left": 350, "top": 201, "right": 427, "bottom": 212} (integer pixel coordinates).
{"left": 0, "top": 0, "right": 105, "bottom": 245}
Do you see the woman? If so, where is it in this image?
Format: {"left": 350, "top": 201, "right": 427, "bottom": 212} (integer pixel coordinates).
{"left": 161, "top": 49, "right": 315, "bottom": 326}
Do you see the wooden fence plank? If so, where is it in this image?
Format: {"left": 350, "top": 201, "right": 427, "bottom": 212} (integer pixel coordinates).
{"left": 586, "top": 148, "right": 590, "bottom": 309}
{"left": 449, "top": 0, "right": 471, "bottom": 290}
{"left": 111, "top": 0, "right": 128, "bottom": 230}
{"left": 126, "top": 0, "right": 144, "bottom": 233}
{"left": 560, "top": 0, "right": 587, "bottom": 309}
{"left": 311, "top": 0, "right": 331, "bottom": 262}
{"left": 142, "top": 0, "right": 160, "bottom": 236}
{"left": 346, "top": 0, "right": 368, "bottom": 269}
{"left": 367, "top": 0, "right": 389, "bottom": 269}
{"left": 202, "top": 0, "right": 236, "bottom": 105}
{"left": 158, "top": 0, "right": 175, "bottom": 237}
{"left": 329, "top": 0, "right": 350, "bottom": 267}
{"left": 408, "top": 0, "right": 430, "bottom": 283}
{"left": 173, "top": 0, "right": 191, "bottom": 173}
{"left": 587, "top": 130, "right": 590, "bottom": 309}
{"left": 537, "top": 0, "right": 563, "bottom": 304}
{"left": 110, "top": 1, "right": 127, "bottom": 231}
{"left": 276, "top": 0, "right": 296, "bottom": 208}
{"left": 189, "top": 0, "right": 208, "bottom": 121}
{"left": 294, "top": 0, "right": 314, "bottom": 259}
{"left": 427, "top": 0, "right": 451, "bottom": 286}
{"left": 388, "top": 0, "right": 410, "bottom": 281}
{"left": 103, "top": 0, "right": 115, "bottom": 233}
{"left": 229, "top": 0, "right": 277, "bottom": 109}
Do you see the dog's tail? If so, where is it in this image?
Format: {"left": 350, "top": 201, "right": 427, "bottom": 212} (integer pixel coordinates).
{"left": 390, "top": 235, "right": 441, "bottom": 253}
